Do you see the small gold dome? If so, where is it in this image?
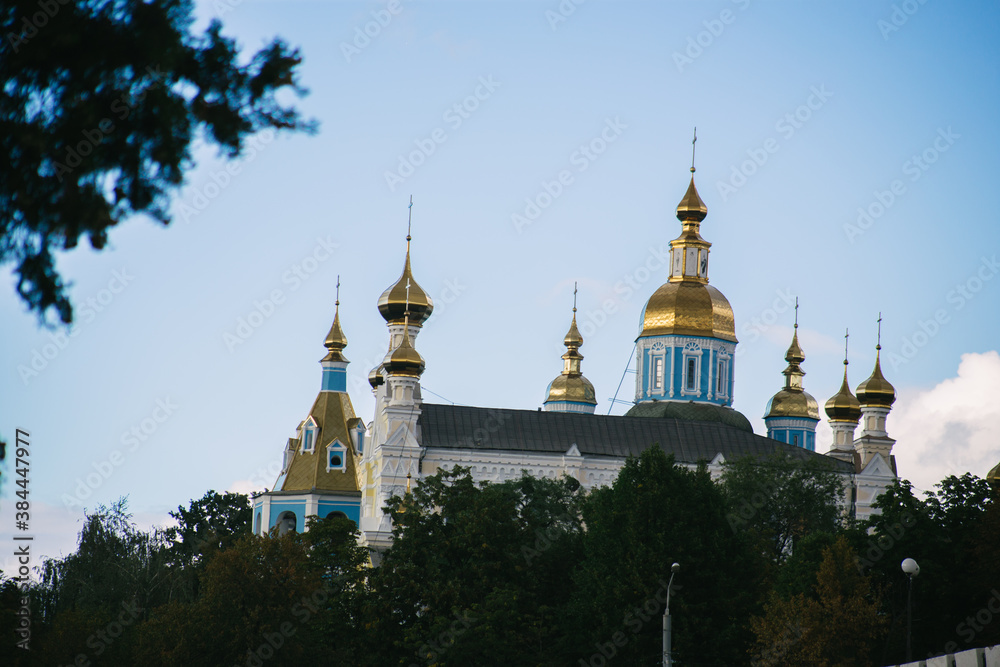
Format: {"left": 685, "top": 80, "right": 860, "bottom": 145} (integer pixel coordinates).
{"left": 545, "top": 373, "right": 597, "bottom": 405}
{"left": 378, "top": 248, "right": 433, "bottom": 326}
{"left": 826, "top": 369, "right": 862, "bottom": 423}
{"left": 676, "top": 174, "right": 708, "bottom": 222}
{"left": 765, "top": 389, "right": 820, "bottom": 420}
{"left": 640, "top": 282, "right": 737, "bottom": 342}
{"left": 384, "top": 325, "right": 424, "bottom": 378}
{"left": 988, "top": 461, "right": 1000, "bottom": 484}
{"left": 856, "top": 351, "right": 896, "bottom": 408}
{"left": 322, "top": 302, "right": 348, "bottom": 363}
{"left": 368, "top": 364, "right": 384, "bottom": 388}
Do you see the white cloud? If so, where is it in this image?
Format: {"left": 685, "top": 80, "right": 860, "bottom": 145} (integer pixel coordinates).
{"left": 890, "top": 350, "right": 1000, "bottom": 495}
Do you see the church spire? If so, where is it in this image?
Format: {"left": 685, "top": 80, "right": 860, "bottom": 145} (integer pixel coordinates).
{"left": 320, "top": 277, "right": 350, "bottom": 393}
{"left": 764, "top": 300, "right": 819, "bottom": 449}
{"left": 544, "top": 283, "right": 597, "bottom": 413}
{"left": 322, "top": 276, "right": 348, "bottom": 363}
{"left": 669, "top": 128, "right": 711, "bottom": 284}
{"left": 825, "top": 329, "right": 862, "bottom": 454}
{"left": 378, "top": 196, "right": 434, "bottom": 327}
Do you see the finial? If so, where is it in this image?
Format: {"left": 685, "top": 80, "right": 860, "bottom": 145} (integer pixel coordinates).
{"left": 405, "top": 473, "right": 412, "bottom": 494}
{"left": 876, "top": 312, "right": 883, "bottom": 351}
{"left": 690, "top": 127, "right": 698, "bottom": 173}
{"left": 844, "top": 328, "right": 850, "bottom": 367}
{"left": 407, "top": 195, "right": 413, "bottom": 242}
{"left": 335, "top": 275, "right": 341, "bottom": 307}
{"left": 573, "top": 281, "right": 578, "bottom": 314}
{"left": 794, "top": 297, "right": 799, "bottom": 329}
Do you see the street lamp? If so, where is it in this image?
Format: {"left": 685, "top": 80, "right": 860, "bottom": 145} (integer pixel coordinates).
{"left": 663, "top": 562, "right": 680, "bottom": 667}
{"left": 901, "top": 558, "right": 920, "bottom": 661}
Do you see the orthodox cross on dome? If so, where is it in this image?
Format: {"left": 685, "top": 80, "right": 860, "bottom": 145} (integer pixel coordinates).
{"left": 844, "top": 328, "right": 850, "bottom": 366}
{"left": 573, "top": 281, "right": 578, "bottom": 314}
{"left": 877, "top": 312, "right": 883, "bottom": 351}
{"left": 691, "top": 127, "right": 698, "bottom": 172}
{"left": 335, "top": 275, "right": 340, "bottom": 307}
{"left": 407, "top": 194, "right": 413, "bottom": 242}
{"left": 794, "top": 297, "right": 799, "bottom": 329}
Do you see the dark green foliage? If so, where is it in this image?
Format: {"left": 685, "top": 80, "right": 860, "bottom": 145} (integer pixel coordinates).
{"left": 719, "top": 453, "right": 846, "bottom": 569}
{"left": 3, "top": 471, "right": 996, "bottom": 665}
{"left": 362, "top": 467, "right": 585, "bottom": 666}
{"left": 861, "top": 474, "right": 998, "bottom": 663}
{"left": 568, "top": 447, "right": 762, "bottom": 666}
{"left": 0, "top": 0, "right": 315, "bottom": 324}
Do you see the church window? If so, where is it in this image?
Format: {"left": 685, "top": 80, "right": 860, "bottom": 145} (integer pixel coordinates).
{"left": 793, "top": 434, "right": 799, "bottom": 447}
{"left": 653, "top": 357, "right": 664, "bottom": 390}
{"left": 327, "top": 440, "right": 347, "bottom": 472}
{"left": 686, "top": 358, "right": 696, "bottom": 390}
{"left": 277, "top": 511, "right": 297, "bottom": 535}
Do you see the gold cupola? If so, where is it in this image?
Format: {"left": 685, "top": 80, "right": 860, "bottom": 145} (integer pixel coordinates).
{"left": 322, "top": 279, "right": 348, "bottom": 363}
{"left": 544, "top": 285, "right": 597, "bottom": 413}
{"left": 765, "top": 312, "right": 820, "bottom": 421}
{"left": 856, "top": 315, "right": 896, "bottom": 408}
{"left": 378, "top": 217, "right": 433, "bottom": 326}
{"left": 639, "top": 137, "right": 736, "bottom": 343}
{"left": 384, "top": 311, "right": 425, "bottom": 378}
{"left": 856, "top": 350, "right": 896, "bottom": 408}
{"left": 825, "top": 331, "right": 862, "bottom": 424}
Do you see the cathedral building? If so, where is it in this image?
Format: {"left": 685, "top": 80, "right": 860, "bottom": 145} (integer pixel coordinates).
{"left": 251, "top": 163, "right": 901, "bottom": 549}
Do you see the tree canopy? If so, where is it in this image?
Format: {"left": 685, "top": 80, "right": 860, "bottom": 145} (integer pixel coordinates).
{"left": 1, "top": 0, "right": 314, "bottom": 324}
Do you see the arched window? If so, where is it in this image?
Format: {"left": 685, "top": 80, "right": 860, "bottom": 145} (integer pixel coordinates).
{"left": 254, "top": 511, "right": 261, "bottom": 535}
{"left": 277, "top": 511, "right": 297, "bottom": 535}
{"left": 327, "top": 440, "right": 347, "bottom": 472}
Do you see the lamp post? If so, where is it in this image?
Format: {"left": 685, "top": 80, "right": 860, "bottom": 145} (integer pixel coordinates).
{"left": 901, "top": 558, "right": 920, "bottom": 661}
{"left": 663, "top": 562, "right": 680, "bottom": 667}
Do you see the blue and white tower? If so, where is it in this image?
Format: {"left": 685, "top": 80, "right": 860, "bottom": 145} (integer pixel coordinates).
{"left": 633, "top": 153, "right": 739, "bottom": 412}
{"left": 763, "top": 304, "right": 820, "bottom": 450}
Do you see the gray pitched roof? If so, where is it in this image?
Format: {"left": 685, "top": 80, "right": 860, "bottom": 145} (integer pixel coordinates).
{"left": 417, "top": 403, "right": 852, "bottom": 472}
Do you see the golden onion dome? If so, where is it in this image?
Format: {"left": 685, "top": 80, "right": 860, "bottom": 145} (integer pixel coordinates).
{"left": 988, "top": 461, "right": 1000, "bottom": 485}
{"left": 384, "top": 321, "right": 424, "bottom": 378}
{"left": 639, "top": 282, "right": 737, "bottom": 342}
{"left": 676, "top": 173, "right": 708, "bottom": 222}
{"left": 322, "top": 300, "right": 348, "bottom": 363}
{"left": 564, "top": 315, "right": 584, "bottom": 347}
{"left": 785, "top": 329, "right": 805, "bottom": 364}
{"left": 765, "top": 389, "right": 820, "bottom": 420}
{"left": 378, "top": 244, "right": 433, "bottom": 326}
{"left": 856, "top": 350, "right": 896, "bottom": 408}
{"left": 368, "top": 363, "right": 384, "bottom": 388}
{"left": 825, "top": 368, "right": 862, "bottom": 423}
{"left": 545, "top": 373, "right": 597, "bottom": 405}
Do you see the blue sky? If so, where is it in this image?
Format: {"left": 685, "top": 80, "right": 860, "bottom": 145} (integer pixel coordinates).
{"left": 3, "top": 0, "right": 1000, "bottom": 565}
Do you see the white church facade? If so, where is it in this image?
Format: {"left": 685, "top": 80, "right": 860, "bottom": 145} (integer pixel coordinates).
{"left": 251, "top": 164, "right": 901, "bottom": 551}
